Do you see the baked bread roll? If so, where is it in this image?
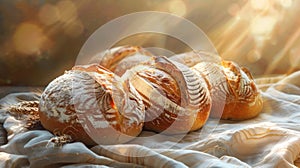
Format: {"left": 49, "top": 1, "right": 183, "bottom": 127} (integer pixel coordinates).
{"left": 171, "top": 52, "right": 263, "bottom": 120}
{"left": 39, "top": 46, "right": 263, "bottom": 146}
{"left": 90, "top": 45, "right": 152, "bottom": 76}
{"left": 170, "top": 50, "right": 222, "bottom": 67}
{"left": 122, "top": 56, "right": 211, "bottom": 134}
{"left": 220, "top": 61, "right": 263, "bottom": 120}
{"left": 97, "top": 46, "right": 263, "bottom": 120}
{"left": 39, "top": 64, "right": 145, "bottom": 145}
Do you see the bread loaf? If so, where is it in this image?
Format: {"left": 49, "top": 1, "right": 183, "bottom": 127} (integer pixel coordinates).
{"left": 39, "top": 46, "right": 263, "bottom": 145}
{"left": 168, "top": 51, "right": 262, "bottom": 120}
{"left": 90, "top": 45, "right": 152, "bottom": 76}
{"left": 191, "top": 60, "right": 263, "bottom": 120}
{"left": 96, "top": 46, "right": 263, "bottom": 120}
{"left": 39, "top": 64, "right": 145, "bottom": 145}
{"left": 122, "top": 56, "right": 211, "bottom": 134}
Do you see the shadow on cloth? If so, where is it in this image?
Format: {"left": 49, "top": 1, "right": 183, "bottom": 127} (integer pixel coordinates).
{"left": 0, "top": 71, "right": 300, "bottom": 167}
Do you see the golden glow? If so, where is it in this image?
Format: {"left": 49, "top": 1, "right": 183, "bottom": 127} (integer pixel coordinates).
{"left": 64, "top": 20, "right": 84, "bottom": 38}
{"left": 279, "top": 0, "right": 293, "bottom": 8}
{"left": 250, "top": 16, "right": 277, "bottom": 37}
{"left": 266, "top": 27, "right": 300, "bottom": 74}
{"left": 168, "top": 0, "right": 186, "bottom": 16}
{"left": 213, "top": 0, "right": 296, "bottom": 70}
{"left": 247, "top": 49, "right": 262, "bottom": 63}
{"left": 38, "top": 4, "right": 60, "bottom": 26}
{"left": 228, "top": 3, "right": 240, "bottom": 17}
{"left": 289, "top": 47, "right": 300, "bottom": 68}
{"left": 251, "top": 0, "right": 270, "bottom": 10}
{"left": 2, "top": 0, "right": 299, "bottom": 83}
{"left": 13, "top": 23, "right": 48, "bottom": 55}
{"left": 56, "top": 0, "right": 78, "bottom": 23}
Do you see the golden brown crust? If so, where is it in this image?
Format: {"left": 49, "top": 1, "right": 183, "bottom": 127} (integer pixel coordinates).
{"left": 39, "top": 46, "right": 263, "bottom": 146}
{"left": 137, "top": 69, "right": 181, "bottom": 105}
{"left": 126, "top": 56, "right": 211, "bottom": 134}
{"left": 39, "top": 108, "right": 96, "bottom": 145}
{"left": 169, "top": 50, "right": 263, "bottom": 120}
{"left": 39, "top": 64, "right": 145, "bottom": 145}
{"left": 192, "top": 60, "right": 263, "bottom": 120}
{"left": 136, "top": 68, "right": 182, "bottom": 133}
{"left": 93, "top": 46, "right": 152, "bottom": 76}
{"left": 218, "top": 61, "right": 263, "bottom": 120}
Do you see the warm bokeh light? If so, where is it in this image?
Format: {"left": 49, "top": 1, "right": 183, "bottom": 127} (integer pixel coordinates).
{"left": 288, "top": 43, "right": 300, "bottom": 73}
{"left": 250, "top": 16, "right": 277, "bottom": 38}
{"left": 278, "top": 0, "right": 293, "bottom": 8}
{"left": 211, "top": 0, "right": 298, "bottom": 76}
{"left": 64, "top": 20, "right": 84, "bottom": 38}
{"left": 251, "top": 0, "right": 270, "bottom": 10}
{"left": 247, "top": 49, "right": 262, "bottom": 63}
{"left": 0, "top": 0, "right": 299, "bottom": 85}
{"left": 227, "top": 3, "right": 240, "bottom": 17}
{"left": 13, "top": 22, "right": 48, "bottom": 55}
{"left": 56, "top": 0, "right": 78, "bottom": 23}
{"left": 168, "top": 0, "right": 186, "bottom": 16}
{"left": 38, "top": 4, "right": 60, "bottom": 26}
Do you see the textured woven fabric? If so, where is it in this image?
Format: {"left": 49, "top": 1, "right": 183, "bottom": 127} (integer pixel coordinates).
{"left": 0, "top": 71, "right": 299, "bottom": 168}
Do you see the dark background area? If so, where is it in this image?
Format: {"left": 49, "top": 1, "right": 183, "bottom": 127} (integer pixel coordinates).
{"left": 0, "top": 0, "right": 299, "bottom": 86}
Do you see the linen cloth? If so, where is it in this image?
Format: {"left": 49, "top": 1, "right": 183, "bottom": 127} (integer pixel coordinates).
{"left": 0, "top": 71, "right": 300, "bottom": 168}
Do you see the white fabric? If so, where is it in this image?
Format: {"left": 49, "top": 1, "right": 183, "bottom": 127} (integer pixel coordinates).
{"left": 0, "top": 71, "right": 300, "bottom": 168}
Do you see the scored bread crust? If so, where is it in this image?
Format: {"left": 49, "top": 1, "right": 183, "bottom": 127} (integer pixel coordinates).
{"left": 39, "top": 46, "right": 263, "bottom": 145}
{"left": 123, "top": 56, "right": 212, "bottom": 134}
{"left": 39, "top": 64, "right": 145, "bottom": 145}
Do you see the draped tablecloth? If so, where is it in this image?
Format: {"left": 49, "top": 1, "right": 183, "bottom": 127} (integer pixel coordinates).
{"left": 0, "top": 71, "right": 300, "bottom": 168}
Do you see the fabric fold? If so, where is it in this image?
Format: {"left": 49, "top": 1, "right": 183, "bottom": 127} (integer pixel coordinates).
{"left": 0, "top": 71, "right": 299, "bottom": 167}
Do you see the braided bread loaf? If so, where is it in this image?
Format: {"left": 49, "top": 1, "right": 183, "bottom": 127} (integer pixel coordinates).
{"left": 39, "top": 46, "right": 263, "bottom": 145}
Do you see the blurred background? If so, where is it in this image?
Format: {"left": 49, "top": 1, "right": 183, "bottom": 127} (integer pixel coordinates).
{"left": 0, "top": 0, "right": 299, "bottom": 86}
